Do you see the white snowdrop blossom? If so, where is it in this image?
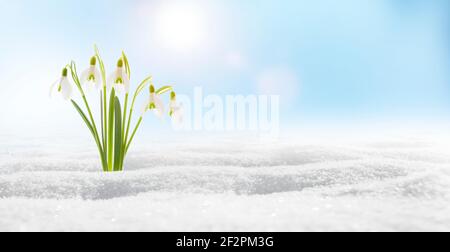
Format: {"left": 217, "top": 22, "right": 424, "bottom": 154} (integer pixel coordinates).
{"left": 169, "top": 91, "right": 183, "bottom": 125}
{"left": 50, "top": 68, "right": 73, "bottom": 100}
{"left": 80, "top": 56, "right": 102, "bottom": 91}
{"left": 143, "top": 85, "right": 165, "bottom": 118}
{"left": 107, "top": 59, "right": 130, "bottom": 94}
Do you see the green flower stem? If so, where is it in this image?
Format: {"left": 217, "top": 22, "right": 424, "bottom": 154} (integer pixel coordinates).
{"left": 100, "top": 92, "right": 105, "bottom": 151}
{"left": 122, "top": 93, "right": 129, "bottom": 141}
{"left": 124, "top": 76, "right": 152, "bottom": 146}
{"left": 95, "top": 45, "right": 108, "bottom": 165}
{"left": 103, "top": 87, "right": 108, "bottom": 162}
{"left": 122, "top": 94, "right": 129, "bottom": 145}
{"left": 124, "top": 107, "right": 133, "bottom": 149}
{"left": 120, "top": 93, "right": 129, "bottom": 169}
{"left": 125, "top": 116, "right": 143, "bottom": 155}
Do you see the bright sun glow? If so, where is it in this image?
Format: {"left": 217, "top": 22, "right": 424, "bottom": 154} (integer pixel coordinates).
{"left": 154, "top": 3, "right": 208, "bottom": 52}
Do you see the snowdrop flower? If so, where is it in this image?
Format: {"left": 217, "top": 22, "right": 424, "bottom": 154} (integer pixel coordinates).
{"left": 80, "top": 56, "right": 102, "bottom": 91}
{"left": 50, "top": 68, "right": 72, "bottom": 100}
{"left": 143, "top": 85, "right": 165, "bottom": 118}
{"left": 169, "top": 91, "right": 183, "bottom": 125}
{"left": 107, "top": 58, "right": 130, "bottom": 94}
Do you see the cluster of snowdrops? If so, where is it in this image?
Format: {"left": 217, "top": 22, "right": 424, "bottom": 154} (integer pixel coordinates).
{"left": 50, "top": 46, "right": 182, "bottom": 172}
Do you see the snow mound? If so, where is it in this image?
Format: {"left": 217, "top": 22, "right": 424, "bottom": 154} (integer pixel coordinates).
{"left": 1, "top": 136, "right": 450, "bottom": 231}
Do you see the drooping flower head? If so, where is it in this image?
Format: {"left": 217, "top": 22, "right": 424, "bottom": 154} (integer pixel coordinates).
{"left": 144, "top": 84, "right": 165, "bottom": 118}
{"left": 169, "top": 91, "right": 183, "bottom": 125}
{"left": 80, "top": 56, "right": 102, "bottom": 91}
{"left": 107, "top": 58, "right": 130, "bottom": 94}
{"left": 50, "top": 68, "right": 73, "bottom": 100}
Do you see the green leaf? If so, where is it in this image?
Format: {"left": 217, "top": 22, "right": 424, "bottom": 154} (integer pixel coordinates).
{"left": 156, "top": 86, "right": 173, "bottom": 95}
{"left": 114, "top": 97, "right": 122, "bottom": 172}
{"left": 107, "top": 89, "right": 115, "bottom": 171}
{"left": 72, "top": 100, "right": 108, "bottom": 172}
{"left": 72, "top": 100, "right": 94, "bottom": 136}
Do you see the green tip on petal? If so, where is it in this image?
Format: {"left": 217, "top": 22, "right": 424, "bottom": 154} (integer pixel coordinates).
{"left": 117, "top": 59, "right": 124, "bottom": 68}
{"left": 62, "top": 68, "right": 68, "bottom": 77}
{"left": 170, "top": 91, "right": 176, "bottom": 101}
{"left": 149, "top": 85, "right": 155, "bottom": 93}
{"left": 90, "top": 56, "right": 97, "bottom": 66}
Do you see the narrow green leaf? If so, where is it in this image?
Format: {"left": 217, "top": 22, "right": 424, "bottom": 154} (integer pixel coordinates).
{"left": 72, "top": 100, "right": 108, "bottom": 172}
{"left": 114, "top": 97, "right": 122, "bottom": 172}
{"left": 156, "top": 86, "right": 173, "bottom": 95}
{"left": 107, "top": 89, "right": 115, "bottom": 171}
{"left": 72, "top": 100, "right": 94, "bottom": 135}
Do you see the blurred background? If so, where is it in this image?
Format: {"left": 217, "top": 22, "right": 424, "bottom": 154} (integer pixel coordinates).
{"left": 0, "top": 0, "right": 449, "bottom": 138}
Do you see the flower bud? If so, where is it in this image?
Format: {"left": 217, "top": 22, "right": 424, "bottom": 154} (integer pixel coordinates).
{"left": 117, "top": 59, "right": 124, "bottom": 68}
{"left": 62, "top": 68, "right": 68, "bottom": 77}
{"left": 90, "top": 56, "right": 97, "bottom": 66}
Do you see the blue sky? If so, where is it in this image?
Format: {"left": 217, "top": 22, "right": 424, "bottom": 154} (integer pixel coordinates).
{"left": 0, "top": 0, "right": 449, "bottom": 135}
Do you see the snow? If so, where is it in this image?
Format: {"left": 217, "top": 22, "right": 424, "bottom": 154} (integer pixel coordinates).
{"left": 1, "top": 133, "right": 450, "bottom": 231}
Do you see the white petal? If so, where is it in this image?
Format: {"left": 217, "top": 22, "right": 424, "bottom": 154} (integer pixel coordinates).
{"left": 153, "top": 95, "right": 165, "bottom": 118}
{"left": 169, "top": 100, "right": 177, "bottom": 109}
{"left": 123, "top": 68, "right": 130, "bottom": 80}
{"left": 141, "top": 99, "right": 150, "bottom": 116}
{"left": 114, "top": 83, "right": 126, "bottom": 94}
{"left": 87, "top": 80, "right": 98, "bottom": 92}
{"left": 123, "top": 69, "right": 130, "bottom": 94}
{"left": 106, "top": 72, "right": 116, "bottom": 92}
{"left": 94, "top": 68, "right": 102, "bottom": 90}
{"left": 49, "top": 78, "right": 61, "bottom": 98}
{"left": 60, "top": 78, "right": 73, "bottom": 100}
{"left": 173, "top": 108, "right": 183, "bottom": 120}
{"left": 171, "top": 107, "right": 183, "bottom": 126}
{"left": 149, "top": 93, "right": 155, "bottom": 103}
{"left": 80, "top": 68, "right": 90, "bottom": 86}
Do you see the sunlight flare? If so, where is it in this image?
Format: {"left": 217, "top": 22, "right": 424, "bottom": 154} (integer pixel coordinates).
{"left": 154, "top": 3, "right": 208, "bottom": 51}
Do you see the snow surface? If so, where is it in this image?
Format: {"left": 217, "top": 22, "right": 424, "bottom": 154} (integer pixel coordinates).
{"left": 1, "top": 133, "right": 450, "bottom": 231}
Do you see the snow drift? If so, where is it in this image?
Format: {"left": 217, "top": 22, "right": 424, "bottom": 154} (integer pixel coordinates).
{"left": 0, "top": 134, "right": 449, "bottom": 231}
